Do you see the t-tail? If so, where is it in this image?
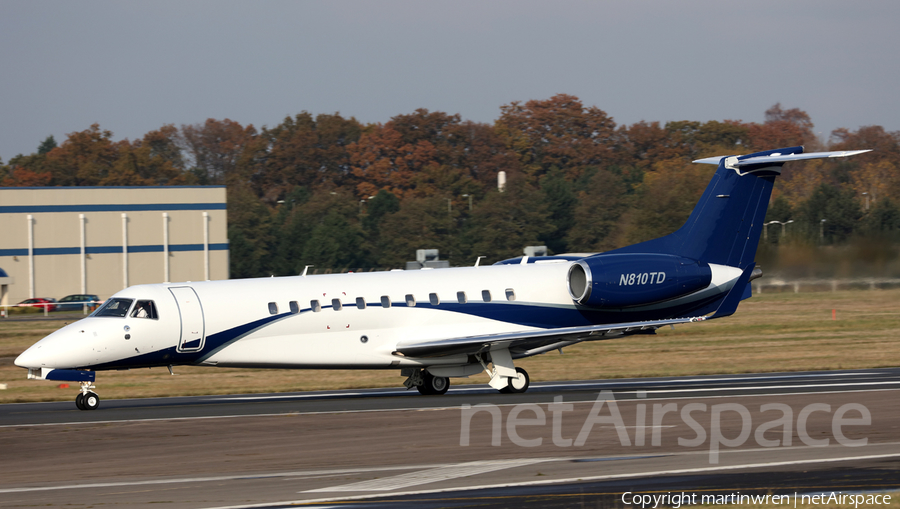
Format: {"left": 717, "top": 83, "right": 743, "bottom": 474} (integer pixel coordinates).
{"left": 610, "top": 146, "right": 871, "bottom": 268}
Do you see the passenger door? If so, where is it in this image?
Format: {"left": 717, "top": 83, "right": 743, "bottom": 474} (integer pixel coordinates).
{"left": 169, "top": 286, "right": 205, "bottom": 352}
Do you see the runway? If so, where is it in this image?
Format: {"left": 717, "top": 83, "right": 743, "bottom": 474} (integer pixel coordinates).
{"left": 1, "top": 368, "right": 900, "bottom": 508}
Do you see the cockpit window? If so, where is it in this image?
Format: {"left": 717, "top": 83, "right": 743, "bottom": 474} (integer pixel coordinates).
{"left": 92, "top": 298, "right": 134, "bottom": 317}
{"left": 130, "top": 300, "right": 158, "bottom": 319}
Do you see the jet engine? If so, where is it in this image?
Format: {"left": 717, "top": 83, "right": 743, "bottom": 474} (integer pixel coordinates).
{"left": 567, "top": 253, "right": 712, "bottom": 307}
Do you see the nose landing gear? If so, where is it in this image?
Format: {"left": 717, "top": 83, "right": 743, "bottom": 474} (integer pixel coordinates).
{"left": 75, "top": 382, "right": 100, "bottom": 410}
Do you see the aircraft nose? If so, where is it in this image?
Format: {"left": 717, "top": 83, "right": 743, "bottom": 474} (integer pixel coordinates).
{"left": 14, "top": 345, "right": 45, "bottom": 369}
{"left": 14, "top": 324, "right": 88, "bottom": 370}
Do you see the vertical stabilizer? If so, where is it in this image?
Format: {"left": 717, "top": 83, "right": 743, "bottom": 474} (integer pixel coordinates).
{"left": 609, "top": 146, "right": 871, "bottom": 267}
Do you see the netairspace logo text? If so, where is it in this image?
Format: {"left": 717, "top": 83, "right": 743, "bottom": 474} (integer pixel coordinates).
{"left": 622, "top": 491, "right": 892, "bottom": 508}
{"left": 459, "top": 390, "right": 871, "bottom": 464}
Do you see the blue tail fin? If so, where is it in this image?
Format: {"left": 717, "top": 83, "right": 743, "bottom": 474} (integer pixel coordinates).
{"left": 610, "top": 146, "right": 871, "bottom": 267}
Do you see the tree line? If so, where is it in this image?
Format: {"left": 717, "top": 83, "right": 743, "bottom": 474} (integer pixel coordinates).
{"left": 2, "top": 95, "right": 898, "bottom": 278}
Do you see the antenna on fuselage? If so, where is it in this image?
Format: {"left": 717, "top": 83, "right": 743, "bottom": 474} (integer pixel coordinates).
{"left": 474, "top": 256, "right": 485, "bottom": 267}
{"left": 302, "top": 265, "right": 314, "bottom": 276}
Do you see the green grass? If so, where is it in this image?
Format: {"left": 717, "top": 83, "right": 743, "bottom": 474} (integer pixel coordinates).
{"left": 1, "top": 289, "right": 898, "bottom": 404}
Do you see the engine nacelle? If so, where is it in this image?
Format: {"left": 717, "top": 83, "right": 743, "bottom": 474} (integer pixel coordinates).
{"left": 567, "top": 253, "right": 712, "bottom": 308}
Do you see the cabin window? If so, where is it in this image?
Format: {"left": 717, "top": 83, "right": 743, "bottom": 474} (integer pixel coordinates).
{"left": 457, "top": 291, "right": 467, "bottom": 304}
{"left": 405, "top": 294, "right": 416, "bottom": 307}
{"left": 268, "top": 302, "right": 278, "bottom": 315}
{"left": 332, "top": 298, "right": 342, "bottom": 311}
{"left": 130, "top": 300, "right": 158, "bottom": 319}
{"left": 93, "top": 298, "right": 134, "bottom": 318}
{"left": 505, "top": 288, "right": 516, "bottom": 301}
{"left": 311, "top": 300, "right": 322, "bottom": 313}
{"left": 289, "top": 301, "right": 299, "bottom": 314}
{"left": 429, "top": 293, "right": 439, "bottom": 306}
{"left": 381, "top": 296, "right": 391, "bottom": 308}
{"left": 482, "top": 290, "right": 492, "bottom": 302}
{"left": 356, "top": 297, "right": 366, "bottom": 309}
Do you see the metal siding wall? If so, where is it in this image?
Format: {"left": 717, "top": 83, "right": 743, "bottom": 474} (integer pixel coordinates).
{"left": 129, "top": 252, "right": 165, "bottom": 287}
{"left": 86, "top": 252, "right": 125, "bottom": 300}
{"left": 170, "top": 250, "right": 205, "bottom": 284}
{"left": 32, "top": 213, "right": 81, "bottom": 252}
{"left": 0, "top": 187, "right": 228, "bottom": 304}
{"left": 33, "top": 249, "right": 80, "bottom": 299}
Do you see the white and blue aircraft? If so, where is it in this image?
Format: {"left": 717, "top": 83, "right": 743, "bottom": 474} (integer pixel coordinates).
{"left": 15, "top": 146, "right": 870, "bottom": 410}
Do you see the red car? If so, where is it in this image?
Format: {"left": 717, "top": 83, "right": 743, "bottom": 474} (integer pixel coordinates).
{"left": 16, "top": 298, "right": 58, "bottom": 312}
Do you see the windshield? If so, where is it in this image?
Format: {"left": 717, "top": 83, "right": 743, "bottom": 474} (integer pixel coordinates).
{"left": 91, "top": 298, "right": 134, "bottom": 317}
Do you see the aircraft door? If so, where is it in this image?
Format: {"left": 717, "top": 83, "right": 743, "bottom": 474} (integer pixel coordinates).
{"left": 169, "top": 286, "right": 205, "bottom": 352}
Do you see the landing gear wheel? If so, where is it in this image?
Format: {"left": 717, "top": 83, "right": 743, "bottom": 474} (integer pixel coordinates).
{"left": 417, "top": 371, "right": 450, "bottom": 395}
{"left": 82, "top": 391, "right": 100, "bottom": 410}
{"left": 75, "top": 393, "right": 86, "bottom": 410}
{"left": 499, "top": 367, "right": 530, "bottom": 394}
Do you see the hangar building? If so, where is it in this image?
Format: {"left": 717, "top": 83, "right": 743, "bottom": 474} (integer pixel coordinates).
{"left": 0, "top": 186, "right": 228, "bottom": 307}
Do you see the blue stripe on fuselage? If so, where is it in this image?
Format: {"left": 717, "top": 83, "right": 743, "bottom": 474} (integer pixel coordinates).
{"left": 88, "top": 312, "right": 295, "bottom": 370}
{"left": 87, "top": 293, "right": 724, "bottom": 371}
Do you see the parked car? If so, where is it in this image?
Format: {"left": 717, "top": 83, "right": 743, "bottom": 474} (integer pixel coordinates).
{"left": 16, "top": 298, "right": 58, "bottom": 312}
{"left": 56, "top": 294, "right": 102, "bottom": 312}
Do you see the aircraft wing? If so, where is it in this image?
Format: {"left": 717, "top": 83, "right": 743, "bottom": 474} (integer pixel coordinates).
{"left": 395, "top": 264, "right": 757, "bottom": 359}
{"left": 394, "top": 315, "right": 707, "bottom": 359}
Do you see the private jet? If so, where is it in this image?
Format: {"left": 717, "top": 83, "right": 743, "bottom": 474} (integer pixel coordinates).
{"left": 14, "top": 146, "right": 870, "bottom": 410}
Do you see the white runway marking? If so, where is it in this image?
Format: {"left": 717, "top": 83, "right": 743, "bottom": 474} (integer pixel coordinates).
{"left": 304, "top": 458, "right": 553, "bottom": 492}
{"left": 0, "top": 465, "right": 438, "bottom": 494}
{"left": 4, "top": 384, "right": 900, "bottom": 429}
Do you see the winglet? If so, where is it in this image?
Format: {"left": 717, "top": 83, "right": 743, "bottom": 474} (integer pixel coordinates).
{"left": 712, "top": 263, "right": 756, "bottom": 318}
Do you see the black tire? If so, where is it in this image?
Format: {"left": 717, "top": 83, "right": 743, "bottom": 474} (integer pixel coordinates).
{"left": 417, "top": 371, "right": 450, "bottom": 395}
{"left": 75, "top": 393, "right": 85, "bottom": 410}
{"left": 499, "top": 367, "right": 530, "bottom": 394}
{"left": 83, "top": 391, "right": 100, "bottom": 410}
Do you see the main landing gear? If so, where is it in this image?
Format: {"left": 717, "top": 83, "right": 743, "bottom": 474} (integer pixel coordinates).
{"left": 75, "top": 381, "right": 100, "bottom": 411}
{"left": 401, "top": 364, "right": 531, "bottom": 395}
{"left": 475, "top": 350, "right": 531, "bottom": 395}
{"left": 403, "top": 369, "right": 451, "bottom": 395}
{"left": 498, "top": 367, "right": 530, "bottom": 394}
{"left": 417, "top": 371, "right": 450, "bottom": 396}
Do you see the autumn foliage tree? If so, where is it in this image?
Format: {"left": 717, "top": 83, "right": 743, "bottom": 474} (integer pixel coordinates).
{"left": 2, "top": 97, "right": 896, "bottom": 277}
{"left": 496, "top": 94, "right": 618, "bottom": 183}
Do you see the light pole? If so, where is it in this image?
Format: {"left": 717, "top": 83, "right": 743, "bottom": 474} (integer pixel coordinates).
{"left": 781, "top": 220, "right": 794, "bottom": 240}
{"left": 358, "top": 196, "right": 375, "bottom": 214}
{"left": 764, "top": 220, "right": 778, "bottom": 242}
{"left": 461, "top": 194, "right": 473, "bottom": 211}
{"left": 863, "top": 192, "right": 870, "bottom": 211}
{"left": 766, "top": 220, "right": 794, "bottom": 242}
{"left": 820, "top": 219, "right": 827, "bottom": 244}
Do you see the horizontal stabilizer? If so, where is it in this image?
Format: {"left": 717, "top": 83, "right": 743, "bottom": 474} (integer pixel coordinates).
{"left": 694, "top": 149, "right": 872, "bottom": 167}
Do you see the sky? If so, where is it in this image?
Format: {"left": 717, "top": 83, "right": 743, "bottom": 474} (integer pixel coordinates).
{"left": 1, "top": 0, "right": 898, "bottom": 162}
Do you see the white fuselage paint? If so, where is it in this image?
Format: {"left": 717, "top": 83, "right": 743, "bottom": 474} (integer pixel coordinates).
{"left": 15, "top": 261, "right": 741, "bottom": 373}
